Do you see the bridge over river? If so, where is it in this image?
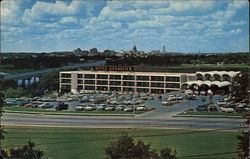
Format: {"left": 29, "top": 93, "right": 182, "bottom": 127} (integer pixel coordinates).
{"left": 2, "top": 60, "right": 105, "bottom": 87}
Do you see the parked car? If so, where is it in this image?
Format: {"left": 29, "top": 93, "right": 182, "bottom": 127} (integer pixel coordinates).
{"left": 75, "top": 106, "right": 84, "bottom": 111}
{"left": 136, "top": 106, "right": 146, "bottom": 111}
{"left": 17, "top": 101, "right": 29, "bottom": 106}
{"left": 124, "top": 107, "right": 133, "bottom": 112}
{"left": 166, "top": 95, "right": 176, "bottom": 101}
{"left": 115, "top": 105, "right": 125, "bottom": 111}
{"left": 37, "top": 103, "right": 54, "bottom": 109}
{"left": 5, "top": 100, "right": 18, "bottom": 105}
{"left": 84, "top": 105, "right": 96, "bottom": 111}
{"left": 105, "top": 106, "right": 115, "bottom": 111}
{"left": 196, "top": 105, "right": 208, "bottom": 112}
{"left": 96, "top": 104, "right": 106, "bottom": 111}
{"left": 24, "top": 103, "right": 34, "bottom": 108}
{"left": 55, "top": 102, "right": 69, "bottom": 111}
{"left": 220, "top": 107, "right": 234, "bottom": 113}
{"left": 217, "top": 100, "right": 229, "bottom": 107}
{"left": 186, "top": 95, "right": 196, "bottom": 100}
{"left": 208, "top": 105, "right": 218, "bottom": 112}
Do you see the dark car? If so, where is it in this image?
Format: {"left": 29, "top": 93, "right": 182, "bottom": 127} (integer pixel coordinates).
{"left": 55, "top": 102, "right": 69, "bottom": 111}
{"left": 196, "top": 105, "right": 208, "bottom": 112}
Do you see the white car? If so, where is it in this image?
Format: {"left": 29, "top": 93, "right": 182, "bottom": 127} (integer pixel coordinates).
{"left": 220, "top": 107, "right": 234, "bottom": 113}
{"left": 124, "top": 107, "right": 133, "bottom": 112}
{"left": 136, "top": 106, "right": 146, "bottom": 111}
{"left": 37, "top": 103, "right": 54, "bottom": 109}
{"left": 75, "top": 106, "right": 84, "bottom": 111}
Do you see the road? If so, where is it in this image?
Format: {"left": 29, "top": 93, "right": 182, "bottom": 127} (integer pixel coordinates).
{"left": 2, "top": 113, "right": 244, "bottom": 130}
{"left": 3, "top": 60, "right": 106, "bottom": 80}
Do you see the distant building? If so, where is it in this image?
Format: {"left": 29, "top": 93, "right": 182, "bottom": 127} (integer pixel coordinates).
{"left": 90, "top": 48, "right": 98, "bottom": 55}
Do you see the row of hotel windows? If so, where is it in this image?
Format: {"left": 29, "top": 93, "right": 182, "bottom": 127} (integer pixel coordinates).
{"left": 61, "top": 85, "right": 176, "bottom": 93}
{"left": 61, "top": 73, "right": 180, "bottom": 82}
{"left": 61, "top": 79, "right": 180, "bottom": 88}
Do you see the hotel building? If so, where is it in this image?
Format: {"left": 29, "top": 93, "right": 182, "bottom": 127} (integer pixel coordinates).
{"left": 59, "top": 68, "right": 189, "bottom": 94}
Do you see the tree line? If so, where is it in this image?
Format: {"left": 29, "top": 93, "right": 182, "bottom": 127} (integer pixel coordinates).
{"left": 106, "top": 52, "right": 249, "bottom": 66}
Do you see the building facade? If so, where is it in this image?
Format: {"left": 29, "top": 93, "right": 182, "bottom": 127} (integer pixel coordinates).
{"left": 60, "top": 70, "right": 188, "bottom": 94}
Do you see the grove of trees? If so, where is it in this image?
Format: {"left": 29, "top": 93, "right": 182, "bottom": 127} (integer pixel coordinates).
{"left": 105, "top": 132, "right": 177, "bottom": 159}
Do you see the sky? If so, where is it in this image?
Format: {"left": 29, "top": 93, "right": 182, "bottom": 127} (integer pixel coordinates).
{"left": 1, "top": 0, "right": 249, "bottom": 53}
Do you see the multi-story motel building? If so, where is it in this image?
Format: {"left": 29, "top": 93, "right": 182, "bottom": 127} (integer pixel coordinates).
{"left": 59, "top": 67, "right": 191, "bottom": 94}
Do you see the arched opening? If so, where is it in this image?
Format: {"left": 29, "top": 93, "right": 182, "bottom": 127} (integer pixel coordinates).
{"left": 213, "top": 74, "right": 221, "bottom": 81}
{"left": 204, "top": 74, "right": 212, "bottom": 81}
{"left": 210, "top": 84, "right": 219, "bottom": 94}
{"left": 222, "top": 74, "right": 231, "bottom": 81}
{"left": 181, "top": 83, "right": 190, "bottom": 90}
{"left": 196, "top": 73, "right": 204, "bottom": 81}
{"left": 200, "top": 84, "right": 209, "bottom": 92}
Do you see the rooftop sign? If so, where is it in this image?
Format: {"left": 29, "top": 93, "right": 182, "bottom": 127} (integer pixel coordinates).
{"left": 93, "top": 66, "right": 134, "bottom": 71}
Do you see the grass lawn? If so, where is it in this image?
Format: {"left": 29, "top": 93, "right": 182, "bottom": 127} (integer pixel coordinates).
{"left": 2, "top": 126, "right": 239, "bottom": 159}
{"left": 133, "top": 64, "right": 249, "bottom": 72}
{"left": 177, "top": 111, "right": 247, "bottom": 118}
{"left": 4, "top": 106, "right": 146, "bottom": 116}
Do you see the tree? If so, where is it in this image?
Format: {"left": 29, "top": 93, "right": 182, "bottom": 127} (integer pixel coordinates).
{"left": 231, "top": 71, "right": 249, "bottom": 103}
{"left": 8, "top": 140, "right": 44, "bottom": 159}
{"left": 36, "top": 71, "right": 59, "bottom": 95}
{"left": 237, "top": 130, "right": 249, "bottom": 159}
{"left": 105, "top": 132, "right": 177, "bottom": 159}
{"left": 4, "top": 87, "right": 28, "bottom": 98}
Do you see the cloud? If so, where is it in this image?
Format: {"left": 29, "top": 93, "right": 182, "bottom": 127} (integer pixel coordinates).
{"left": 60, "top": 16, "right": 78, "bottom": 24}
{"left": 229, "top": 28, "right": 242, "bottom": 34}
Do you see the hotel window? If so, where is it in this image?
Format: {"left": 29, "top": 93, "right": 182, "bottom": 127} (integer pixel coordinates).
{"left": 123, "top": 81, "right": 135, "bottom": 86}
{"left": 78, "top": 85, "right": 83, "bottom": 90}
{"left": 166, "top": 83, "right": 180, "bottom": 88}
{"left": 136, "top": 76, "right": 149, "bottom": 81}
{"left": 110, "top": 87, "right": 121, "bottom": 91}
{"left": 61, "top": 79, "right": 71, "bottom": 83}
{"left": 151, "top": 82, "right": 164, "bottom": 88}
{"left": 85, "top": 74, "right": 95, "bottom": 79}
{"left": 151, "top": 76, "right": 164, "bottom": 81}
{"left": 137, "top": 88, "right": 149, "bottom": 93}
{"left": 110, "top": 75, "right": 121, "bottom": 79}
{"left": 123, "top": 75, "right": 135, "bottom": 80}
{"left": 61, "top": 73, "right": 71, "bottom": 78}
{"left": 151, "top": 89, "right": 164, "bottom": 94}
{"left": 110, "top": 81, "right": 121, "bottom": 85}
{"left": 165, "top": 77, "right": 180, "bottom": 82}
{"left": 137, "top": 82, "right": 149, "bottom": 87}
{"left": 97, "top": 74, "right": 108, "bottom": 79}
{"left": 85, "top": 86, "right": 95, "bottom": 90}
{"left": 97, "top": 86, "right": 108, "bottom": 91}
{"left": 97, "top": 80, "right": 108, "bottom": 85}
{"left": 123, "top": 87, "right": 134, "bottom": 92}
{"left": 78, "top": 80, "right": 83, "bottom": 84}
{"left": 61, "top": 85, "right": 71, "bottom": 89}
{"left": 84, "top": 80, "right": 95, "bottom": 84}
{"left": 78, "top": 74, "right": 83, "bottom": 78}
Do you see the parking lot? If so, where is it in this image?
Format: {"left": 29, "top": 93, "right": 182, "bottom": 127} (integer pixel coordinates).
{"left": 4, "top": 90, "right": 249, "bottom": 118}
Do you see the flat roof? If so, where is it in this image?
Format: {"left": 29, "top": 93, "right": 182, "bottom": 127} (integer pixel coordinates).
{"left": 60, "top": 70, "right": 187, "bottom": 76}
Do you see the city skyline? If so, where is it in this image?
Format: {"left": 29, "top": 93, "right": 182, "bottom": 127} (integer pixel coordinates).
{"left": 1, "top": 0, "right": 249, "bottom": 53}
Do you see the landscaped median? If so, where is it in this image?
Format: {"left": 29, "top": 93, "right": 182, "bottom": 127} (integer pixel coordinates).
{"left": 4, "top": 106, "right": 146, "bottom": 117}
{"left": 174, "top": 111, "right": 247, "bottom": 119}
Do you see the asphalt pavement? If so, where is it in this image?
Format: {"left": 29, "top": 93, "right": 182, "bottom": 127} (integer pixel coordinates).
{"left": 2, "top": 95, "right": 246, "bottom": 130}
